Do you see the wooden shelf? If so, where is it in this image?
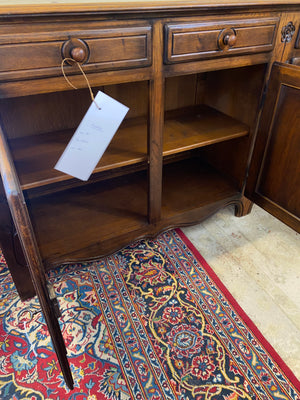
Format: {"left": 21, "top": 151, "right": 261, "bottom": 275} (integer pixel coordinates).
{"left": 27, "top": 171, "right": 148, "bottom": 266}
{"left": 9, "top": 116, "right": 148, "bottom": 190}
{"left": 162, "top": 157, "right": 240, "bottom": 220}
{"left": 163, "top": 105, "right": 249, "bottom": 156}
{"left": 27, "top": 157, "right": 240, "bottom": 267}
{"left": 9, "top": 105, "right": 247, "bottom": 192}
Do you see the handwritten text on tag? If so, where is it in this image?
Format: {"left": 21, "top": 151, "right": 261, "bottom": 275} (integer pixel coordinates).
{"left": 55, "top": 91, "right": 129, "bottom": 181}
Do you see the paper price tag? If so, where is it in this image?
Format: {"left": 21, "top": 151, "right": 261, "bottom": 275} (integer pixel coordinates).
{"left": 55, "top": 91, "right": 129, "bottom": 181}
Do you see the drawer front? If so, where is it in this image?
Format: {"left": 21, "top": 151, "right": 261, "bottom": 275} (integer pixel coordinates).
{"left": 0, "top": 21, "right": 152, "bottom": 81}
{"left": 164, "top": 18, "right": 279, "bottom": 64}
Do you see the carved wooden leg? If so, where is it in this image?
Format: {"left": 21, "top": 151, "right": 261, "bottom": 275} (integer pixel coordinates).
{"left": 235, "top": 196, "right": 254, "bottom": 217}
{"left": 0, "top": 193, "right": 36, "bottom": 300}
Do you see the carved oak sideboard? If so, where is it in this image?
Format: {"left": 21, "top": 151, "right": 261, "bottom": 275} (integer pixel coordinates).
{"left": 0, "top": 0, "right": 299, "bottom": 388}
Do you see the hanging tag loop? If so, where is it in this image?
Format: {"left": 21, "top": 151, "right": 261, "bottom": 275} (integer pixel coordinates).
{"left": 61, "top": 57, "right": 101, "bottom": 110}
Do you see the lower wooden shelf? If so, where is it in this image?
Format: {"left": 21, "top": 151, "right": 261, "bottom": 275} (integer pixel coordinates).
{"left": 27, "top": 157, "right": 240, "bottom": 268}
{"left": 27, "top": 171, "right": 149, "bottom": 267}
{"left": 162, "top": 157, "right": 240, "bottom": 223}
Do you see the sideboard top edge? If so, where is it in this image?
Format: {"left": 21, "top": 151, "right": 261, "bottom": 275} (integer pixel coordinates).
{"left": 0, "top": 0, "right": 300, "bottom": 17}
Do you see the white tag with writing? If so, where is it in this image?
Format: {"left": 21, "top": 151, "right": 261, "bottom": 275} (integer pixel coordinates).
{"left": 54, "top": 90, "right": 129, "bottom": 181}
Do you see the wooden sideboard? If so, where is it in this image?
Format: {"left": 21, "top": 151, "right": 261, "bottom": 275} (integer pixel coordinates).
{"left": 0, "top": 0, "right": 299, "bottom": 388}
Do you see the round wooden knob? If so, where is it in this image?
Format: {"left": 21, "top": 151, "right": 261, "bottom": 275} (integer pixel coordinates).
{"left": 70, "top": 47, "right": 86, "bottom": 63}
{"left": 223, "top": 33, "right": 237, "bottom": 47}
{"left": 217, "top": 28, "right": 237, "bottom": 50}
{"left": 61, "top": 38, "right": 89, "bottom": 64}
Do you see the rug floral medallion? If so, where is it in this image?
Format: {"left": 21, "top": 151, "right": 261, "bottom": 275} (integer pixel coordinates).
{"left": 0, "top": 229, "right": 299, "bottom": 400}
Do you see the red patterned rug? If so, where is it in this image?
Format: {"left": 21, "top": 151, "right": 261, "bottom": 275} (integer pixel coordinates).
{"left": 0, "top": 229, "right": 299, "bottom": 400}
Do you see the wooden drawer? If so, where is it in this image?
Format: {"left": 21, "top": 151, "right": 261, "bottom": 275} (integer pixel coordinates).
{"left": 164, "top": 17, "right": 279, "bottom": 64}
{"left": 0, "top": 20, "right": 152, "bottom": 82}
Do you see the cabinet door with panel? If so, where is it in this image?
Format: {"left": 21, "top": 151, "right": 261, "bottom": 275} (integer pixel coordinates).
{"left": 0, "top": 127, "right": 74, "bottom": 389}
{"left": 246, "top": 62, "right": 300, "bottom": 232}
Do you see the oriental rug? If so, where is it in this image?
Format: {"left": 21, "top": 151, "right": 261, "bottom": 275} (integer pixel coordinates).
{"left": 0, "top": 229, "right": 299, "bottom": 400}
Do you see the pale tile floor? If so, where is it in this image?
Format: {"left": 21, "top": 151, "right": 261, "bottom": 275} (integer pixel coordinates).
{"left": 182, "top": 204, "right": 300, "bottom": 380}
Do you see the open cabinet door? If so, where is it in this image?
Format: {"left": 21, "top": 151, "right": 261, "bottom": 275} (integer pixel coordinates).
{"left": 0, "top": 125, "right": 74, "bottom": 390}
{"left": 246, "top": 62, "right": 300, "bottom": 233}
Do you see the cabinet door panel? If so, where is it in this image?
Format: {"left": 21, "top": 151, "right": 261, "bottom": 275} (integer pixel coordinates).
{"left": 246, "top": 62, "right": 300, "bottom": 232}
{"left": 0, "top": 124, "right": 74, "bottom": 389}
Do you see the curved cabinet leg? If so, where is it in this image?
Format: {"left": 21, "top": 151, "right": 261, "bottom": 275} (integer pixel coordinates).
{"left": 235, "top": 196, "right": 254, "bottom": 217}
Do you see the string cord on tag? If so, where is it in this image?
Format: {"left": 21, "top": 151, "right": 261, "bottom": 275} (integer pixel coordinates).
{"left": 61, "top": 58, "right": 101, "bottom": 110}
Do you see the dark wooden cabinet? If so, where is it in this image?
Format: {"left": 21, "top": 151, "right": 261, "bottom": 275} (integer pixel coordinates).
{"left": 0, "top": 0, "right": 299, "bottom": 388}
